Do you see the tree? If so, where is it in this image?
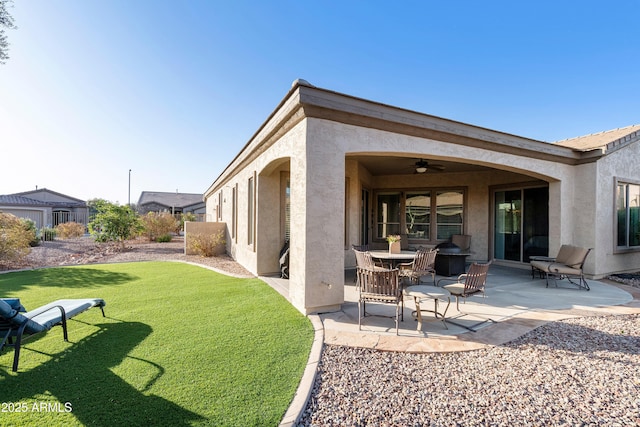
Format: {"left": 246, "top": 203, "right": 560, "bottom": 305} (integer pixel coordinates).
{"left": 0, "top": 0, "right": 16, "bottom": 64}
{"left": 88, "top": 200, "right": 143, "bottom": 248}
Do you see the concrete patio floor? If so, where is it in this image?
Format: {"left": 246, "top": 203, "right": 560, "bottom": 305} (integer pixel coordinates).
{"left": 263, "top": 264, "right": 640, "bottom": 353}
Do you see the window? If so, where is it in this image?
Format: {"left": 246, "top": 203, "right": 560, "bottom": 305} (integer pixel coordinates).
{"left": 231, "top": 184, "right": 237, "bottom": 242}
{"left": 616, "top": 181, "right": 640, "bottom": 249}
{"left": 406, "top": 192, "right": 430, "bottom": 239}
{"left": 436, "top": 190, "right": 464, "bottom": 240}
{"left": 248, "top": 175, "right": 255, "bottom": 247}
{"left": 376, "top": 192, "right": 401, "bottom": 238}
{"left": 375, "top": 189, "right": 465, "bottom": 242}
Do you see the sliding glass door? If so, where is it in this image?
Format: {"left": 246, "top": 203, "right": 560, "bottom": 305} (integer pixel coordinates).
{"left": 494, "top": 187, "right": 548, "bottom": 262}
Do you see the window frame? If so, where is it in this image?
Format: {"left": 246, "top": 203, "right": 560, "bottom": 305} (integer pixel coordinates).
{"left": 247, "top": 173, "right": 256, "bottom": 249}
{"left": 614, "top": 178, "right": 640, "bottom": 253}
{"left": 374, "top": 187, "right": 466, "bottom": 244}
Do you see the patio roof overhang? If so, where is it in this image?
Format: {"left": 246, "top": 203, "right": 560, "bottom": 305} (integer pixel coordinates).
{"left": 204, "top": 80, "right": 603, "bottom": 197}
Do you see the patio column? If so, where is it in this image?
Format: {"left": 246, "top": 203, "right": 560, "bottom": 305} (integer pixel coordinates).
{"left": 288, "top": 121, "right": 345, "bottom": 314}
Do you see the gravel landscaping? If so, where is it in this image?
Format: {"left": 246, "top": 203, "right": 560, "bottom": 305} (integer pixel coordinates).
{"left": 300, "top": 313, "right": 640, "bottom": 426}
{"left": 1, "top": 235, "right": 253, "bottom": 277}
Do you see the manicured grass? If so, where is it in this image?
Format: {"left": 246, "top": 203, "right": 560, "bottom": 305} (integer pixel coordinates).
{"left": 0, "top": 262, "right": 314, "bottom": 426}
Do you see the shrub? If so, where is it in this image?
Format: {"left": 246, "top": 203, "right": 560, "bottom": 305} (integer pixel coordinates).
{"left": 20, "top": 218, "right": 40, "bottom": 246}
{"left": 0, "top": 213, "right": 34, "bottom": 266}
{"left": 156, "top": 234, "right": 173, "bottom": 243}
{"left": 88, "top": 200, "right": 143, "bottom": 248}
{"left": 180, "top": 212, "right": 197, "bottom": 231}
{"left": 55, "top": 222, "right": 85, "bottom": 239}
{"left": 140, "top": 212, "right": 178, "bottom": 242}
{"left": 186, "top": 231, "right": 225, "bottom": 257}
{"left": 41, "top": 227, "right": 57, "bottom": 241}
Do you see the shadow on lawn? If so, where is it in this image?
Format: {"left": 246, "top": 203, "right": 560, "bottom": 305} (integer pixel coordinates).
{"left": 0, "top": 321, "right": 204, "bottom": 426}
{"left": 0, "top": 267, "right": 137, "bottom": 293}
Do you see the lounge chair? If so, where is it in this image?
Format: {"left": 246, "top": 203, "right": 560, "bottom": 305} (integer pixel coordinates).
{"left": 530, "top": 245, "right": 592, "bottom": 290}
{"left": 0, "top": 298, "right": 106, "bottom": 372}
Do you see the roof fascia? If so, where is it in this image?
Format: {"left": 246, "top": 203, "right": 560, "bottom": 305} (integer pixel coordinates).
{"left": 204, "top": 83, "right": 604, "bottom": 197}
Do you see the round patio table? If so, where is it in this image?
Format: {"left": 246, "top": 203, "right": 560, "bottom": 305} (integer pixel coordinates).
{"left": 404, "top": 285, "right": 450, "bottom": 331}
{"left": 368, "top": 250, "right": 416, "bottom": 268}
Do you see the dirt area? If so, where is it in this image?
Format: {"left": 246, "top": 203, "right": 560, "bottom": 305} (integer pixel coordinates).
{"left": 1, "top": 236, "right": 253, "bottom": 278}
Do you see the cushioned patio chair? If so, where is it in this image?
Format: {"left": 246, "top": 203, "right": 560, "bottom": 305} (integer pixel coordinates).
{"left": 529, "top": 245, "right": 592, "bottom": 290}
{"left": 398, "top": 248, "right": 438, "bottom": 286}
{"left": 0, "top": 298, "right": 106, "bottom": 372}
{"left": 357, "top": 267, "right": 402, "bottom": 335}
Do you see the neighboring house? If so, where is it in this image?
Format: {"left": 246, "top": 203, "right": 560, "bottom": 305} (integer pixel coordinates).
{"left": 137, "top": 191, "right": 206, "bottom": 218}
{"left": 0, "top": 188, "right": 89, "bottom": 229}
{"left": 203, "top": 79, "right": 640, "bottom": 315}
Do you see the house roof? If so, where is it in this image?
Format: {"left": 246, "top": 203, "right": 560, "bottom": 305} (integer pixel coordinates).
{"left": 0, "top": 194, "right": 49, "bottom": 207}
{"left": 137, "top": 191, "right": 204, "bottom": 209}
{"left": 554, "top": 124, "right": 640, "bottom": 152}
{"left": 12, "top": 188, "right": 86, "bottom": 204}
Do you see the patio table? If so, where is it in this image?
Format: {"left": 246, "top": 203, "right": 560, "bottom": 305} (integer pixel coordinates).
{"left": 404, "top": 285, "right": 450, "bottom": 331}
{"left": 369, "top": 250, "right": 417, "bottom": 269}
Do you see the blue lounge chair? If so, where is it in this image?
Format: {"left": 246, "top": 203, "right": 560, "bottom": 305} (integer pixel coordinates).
{"left": 0, "top": 298, "right": 106, "bottom": 372}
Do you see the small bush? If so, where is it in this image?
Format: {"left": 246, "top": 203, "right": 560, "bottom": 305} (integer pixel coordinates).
{"left": 0, "top": 213, "right": 34, "bottom": 266}
{"left": 20, "top": 218, "right": 40, "bottom": 246}
{"left": 156, "top": 234, "right": 173, "bottom": 243}
{"left": 141, "top": 212, "right": 179, "bottom": 242}
{"left": 187, "top": 231, "right": 225, "bottom": 257}
{"left": 180, "top": 212, "right": 196, "bottom": 231}
{"left": 55, "top": 222, "right": 85, "bottom": 239}
{"left": 41, "top": 227, "right": 57, "bottom": 241}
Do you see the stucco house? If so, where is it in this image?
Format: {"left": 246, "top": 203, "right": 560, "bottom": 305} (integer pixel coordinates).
{"left": 0, "top": 188, "right": 89, "bottom": 229}
{"left": 137, "top": 191, "right": 206, "bottom": 218}
{"left": 204, "top": 79, "right": 640, "bottom": 315}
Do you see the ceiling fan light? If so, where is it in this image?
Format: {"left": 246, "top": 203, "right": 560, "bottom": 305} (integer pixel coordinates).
{"left": 415, "top": 166, "right": 427, "bottom": 174}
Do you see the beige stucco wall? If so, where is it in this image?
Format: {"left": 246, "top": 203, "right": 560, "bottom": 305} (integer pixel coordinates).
{"left": 320, "top": 119, "right": 575, "bottom": 266}
{"left": 591, "top": 141, "right": 640, "bottom": 276}
{"left": 203, "top": 84, "right": 636, "bottom": 314}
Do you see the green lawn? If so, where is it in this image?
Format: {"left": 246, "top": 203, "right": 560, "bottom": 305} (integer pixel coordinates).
{"left": 0, "top": 262, "right": 314, "bottom": 426}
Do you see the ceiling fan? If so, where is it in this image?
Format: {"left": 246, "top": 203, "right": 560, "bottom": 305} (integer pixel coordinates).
{"left": 414, "top": 159, "right": 445, "bottom": 173}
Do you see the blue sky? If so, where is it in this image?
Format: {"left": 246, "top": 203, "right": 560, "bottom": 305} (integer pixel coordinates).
{"left": 1, "top": 1, "right": 638, "bottom": 204}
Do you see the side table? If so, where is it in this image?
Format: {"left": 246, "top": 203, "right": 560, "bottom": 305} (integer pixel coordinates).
{"left": 404, "top": 285, "right": 450, "bottom": 331}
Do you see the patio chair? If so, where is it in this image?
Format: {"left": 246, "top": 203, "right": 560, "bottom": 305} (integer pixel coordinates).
{"left": 438, "top": 262, "right": 492, "bottom": 311}
{"left": 279, "top": 240, "right": 290, "bottom": 279}
{"left": 0, "top": 298, "right": 106, "bottom": 372}
{"left": 529, "top": 245, "right": 592, "bottom": 290}
{"left": 398, "top": 248, "right": 438, "bottom": 286}
{"left": 353, "top": 248, "right": 390, "bottom": 270}
{"left": 437, "top": 262, "right": 493, "bottom": 332}
{"left": 357, "top": 267, "right": 403, "bottom": 335}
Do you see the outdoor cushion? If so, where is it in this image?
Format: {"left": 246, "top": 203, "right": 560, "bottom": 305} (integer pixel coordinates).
{"left": 23, "top": 299, "right": 106, "bottom": 332}
{"left": 0, "top": 298, "right": 25, "bottom": 313}
{"left": 562, "top": 246, "right": 590, "bottom": 268}
{"left": 554, "top": 245, "right": 575, "bottom": 264}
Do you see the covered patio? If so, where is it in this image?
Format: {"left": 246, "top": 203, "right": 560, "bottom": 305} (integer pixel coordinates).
{"left": 262, "top": 264, "right": 640, "bottom": 352}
